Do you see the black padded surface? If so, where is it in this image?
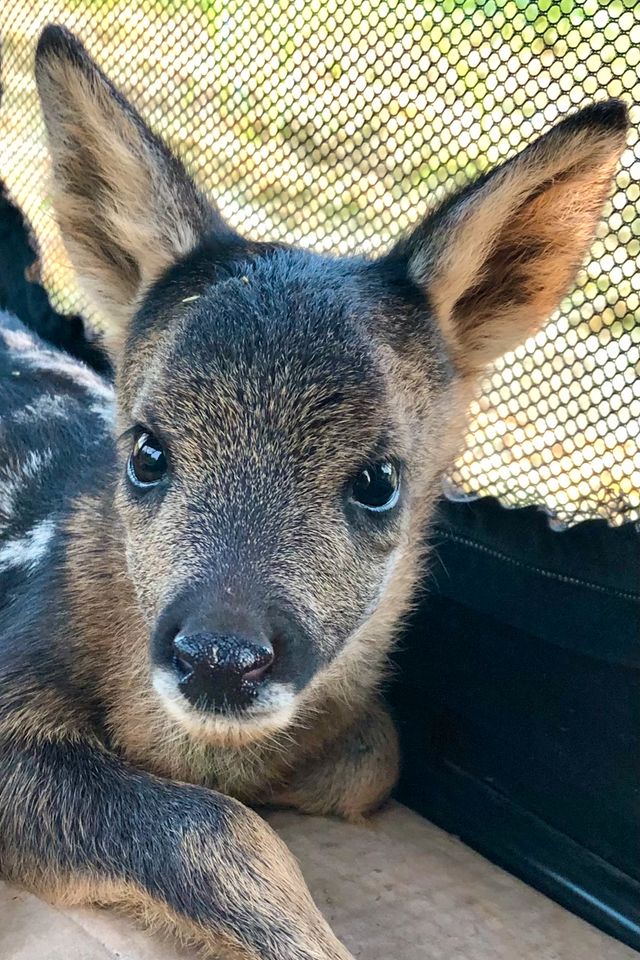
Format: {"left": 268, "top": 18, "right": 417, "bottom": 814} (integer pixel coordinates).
{"left": 390, "top": 499, "right": 640, "bottom": 951}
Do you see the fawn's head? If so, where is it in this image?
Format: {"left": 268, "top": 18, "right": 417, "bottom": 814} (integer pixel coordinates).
{"left": 36, "top": 26, "right": 628, "bottom": 745}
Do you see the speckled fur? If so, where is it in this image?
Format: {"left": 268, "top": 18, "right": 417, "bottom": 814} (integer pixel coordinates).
{"left": 0, "top": 24, "right": 628, "bottom": 960}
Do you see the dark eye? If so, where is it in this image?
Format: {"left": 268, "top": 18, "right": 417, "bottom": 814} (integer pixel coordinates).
{"left": 350, "top": 461, "right": 400, "bottom": 512}
{"left": 127, "top": 429, "right": 167, "bottom": 489}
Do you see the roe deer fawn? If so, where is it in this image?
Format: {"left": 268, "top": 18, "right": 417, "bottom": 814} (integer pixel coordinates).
{"left": 0, "top": 24, "right": 628, "bottom": 960}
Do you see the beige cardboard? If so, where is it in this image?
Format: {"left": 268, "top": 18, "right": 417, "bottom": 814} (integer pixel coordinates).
{"left": 0, "top": 803, "right": 633, "bottom": 959}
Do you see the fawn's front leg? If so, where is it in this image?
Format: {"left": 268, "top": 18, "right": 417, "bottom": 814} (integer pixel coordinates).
{"left": 0, "top": 735, "right": 353, "bottom": 960}
{"left": 274, "top": 699, "right": 400, "bottom": 822}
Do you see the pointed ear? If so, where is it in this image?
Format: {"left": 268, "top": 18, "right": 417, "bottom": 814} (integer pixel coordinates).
{"left": 389, "top": 101, "right": 629, "bottom": 377}
{"left": 35, "top": 26, "right": 229, "bottom": 337}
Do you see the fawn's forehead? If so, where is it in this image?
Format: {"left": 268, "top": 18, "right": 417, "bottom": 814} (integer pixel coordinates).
{"left": 125, "top": 250, "right": 395, "bottom": 450}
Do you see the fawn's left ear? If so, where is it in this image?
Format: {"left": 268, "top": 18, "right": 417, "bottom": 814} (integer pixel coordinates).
{"left": 35, "top": 25, "right": 230, "bottom": 338}
{"left": 387, "top": 101, "right": 629, "bottom": 377}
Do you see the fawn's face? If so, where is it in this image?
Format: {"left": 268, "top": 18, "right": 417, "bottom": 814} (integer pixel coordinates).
{"left": 36, "top": 27, "right": 627, "bottom": 742}
{"left": 113, "top": 249, "right": 455, "bottom": 738}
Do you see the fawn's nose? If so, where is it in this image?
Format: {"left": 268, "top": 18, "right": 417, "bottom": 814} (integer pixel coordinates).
{"left": 172, "top": 632, "right": 275, "bottom": 711}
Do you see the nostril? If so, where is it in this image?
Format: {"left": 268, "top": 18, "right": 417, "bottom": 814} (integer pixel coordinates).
{"left": 171, "top": 634, "right": 198, "bottom": 680}
{"left": 242, "top": 642, "right": 275, "bottom": 683}
{"left": 173, "top": 654, "right": 194, "bottom": 680}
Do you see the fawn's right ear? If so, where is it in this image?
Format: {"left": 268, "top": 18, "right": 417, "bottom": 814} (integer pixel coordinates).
{"left": 385, "top": 100, "right": 629, "bottom": 378}
{"left": 35, "top": 26, "right": 229, "bottom": 342}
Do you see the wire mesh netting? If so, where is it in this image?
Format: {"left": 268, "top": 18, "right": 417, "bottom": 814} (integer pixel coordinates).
{"left": 1, "top": 1, "right": 638, "bottom": 528}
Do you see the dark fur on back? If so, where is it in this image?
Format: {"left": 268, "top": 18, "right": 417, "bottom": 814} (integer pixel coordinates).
{"left": 0, "top": 311, "right": 113, "bottom": 608}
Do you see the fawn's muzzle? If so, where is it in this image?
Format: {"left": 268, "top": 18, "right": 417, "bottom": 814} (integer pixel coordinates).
{"left": 152, "top": 590, "right": 315, "bottom": 719}
{"left": 172, "top": 632, "right": 275, "bottom": 711}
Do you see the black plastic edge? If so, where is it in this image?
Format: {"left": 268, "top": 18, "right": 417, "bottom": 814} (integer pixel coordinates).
{"left": 394, "top": 757, "right": 640, "bottom": 953}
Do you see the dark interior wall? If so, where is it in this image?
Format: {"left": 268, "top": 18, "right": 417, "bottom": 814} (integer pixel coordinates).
{"left": 389, "top": 498, "right": 640, "bottom": 951}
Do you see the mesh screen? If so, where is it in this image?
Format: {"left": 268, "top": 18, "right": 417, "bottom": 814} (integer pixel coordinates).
{"left": 1, "top": 1, "right": 638, "bottom": 528}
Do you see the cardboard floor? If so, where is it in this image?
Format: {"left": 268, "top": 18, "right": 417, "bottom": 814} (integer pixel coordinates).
{"left": 1, "top": 802, "right": 633, "bottom": 960}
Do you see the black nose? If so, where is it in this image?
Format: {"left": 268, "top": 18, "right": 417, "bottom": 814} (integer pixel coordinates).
{"left": 172, "top": 632, "right": 274, "bottom": 712}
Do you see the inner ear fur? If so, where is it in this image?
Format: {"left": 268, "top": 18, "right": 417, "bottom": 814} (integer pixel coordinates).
{"left": 35, "top": 25, "right": 229, "bottom": 337}
{"left": 392, "top": 101, "right": 629, "bottom": 377}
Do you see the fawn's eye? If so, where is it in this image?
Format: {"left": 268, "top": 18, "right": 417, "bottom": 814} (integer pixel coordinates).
{"left": 350, "top": 461, "right": 400, "bottom": 512}
{"left": 127, "top": 429, "right": 167, "bottom": 488}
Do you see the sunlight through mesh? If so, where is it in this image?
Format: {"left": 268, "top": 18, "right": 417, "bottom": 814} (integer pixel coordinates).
{"left": 1, "top": 0, "right": 638, "bottom": 527}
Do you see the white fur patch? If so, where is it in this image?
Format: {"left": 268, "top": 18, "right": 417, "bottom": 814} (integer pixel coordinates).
{"left": 20, "top": 345, "right": 114, "bottom": 402}
{"left": 90, "top": 400, "right": 116, "bottom": 426}
{"left": 152, "top": 667, "right": 296, "bottom": 744}
{"left": 1, "top": 327, "right": 38, "bottom": 352}
{"left": 10, "top": 387, "right": 114, "bottom": 429}
{"left": 0, "top": 450, "right": 53, "bottom": 525}
{"left": 1, "top": 314, "right": 113, "bottom": 404}
{"left": 11, "top": 394, "right": 71, "bottom": 425}
{"left": 0, "top": 517, "right": 55, "bottom": 572}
